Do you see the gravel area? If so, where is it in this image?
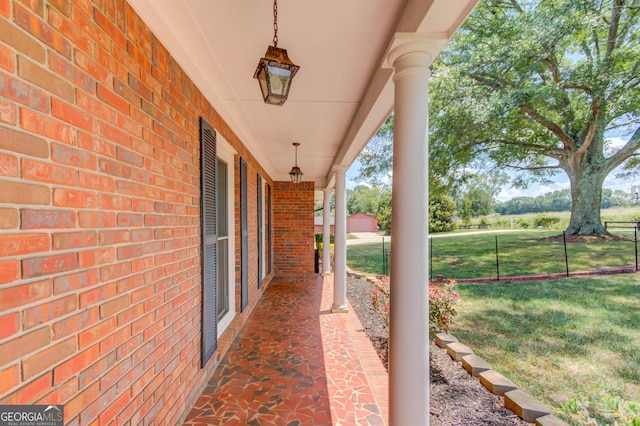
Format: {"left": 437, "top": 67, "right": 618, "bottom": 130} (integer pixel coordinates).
{"left": 346, "top": 276, "right": 529, "bottom": 426}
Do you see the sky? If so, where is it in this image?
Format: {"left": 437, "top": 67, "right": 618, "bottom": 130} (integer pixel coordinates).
{"left": 346, "top": 136, "right": 639, "bottom": 202}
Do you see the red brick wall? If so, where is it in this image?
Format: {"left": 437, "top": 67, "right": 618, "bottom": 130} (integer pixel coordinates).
{"left": 273, "top": 181, "right": 315, "bottom": 276}
{"left": 0, "top": 1, "right": 274, "bottom": 424}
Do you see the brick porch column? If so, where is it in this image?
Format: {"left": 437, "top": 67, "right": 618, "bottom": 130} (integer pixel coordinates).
{"left": 332, "top": 167, "right": 348, "bottom": 312}
{"left": 386, "top": 34, "right": 435, "bottom": 426}
{"left": 322, "top": 188, "right": 333, "bottom": 275}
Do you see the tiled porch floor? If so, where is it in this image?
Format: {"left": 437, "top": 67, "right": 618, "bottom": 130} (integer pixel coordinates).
{"left": 183, "top": 275, "right": 388, "bottom": 425}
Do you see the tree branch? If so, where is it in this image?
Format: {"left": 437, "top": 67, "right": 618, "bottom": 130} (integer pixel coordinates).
{"left": 594, "top": 30, "right": 602, "bottom": 61}
{"left": 508, "top": 0, "right": 524, "bottom": 13}
{"left": 608, "top": 69, "right": 639, "bottom": 104}
{"left": 493, "top": 138, "right": 565, "bottom": 160}
{"left": 506, "top": 164, "right": 561, "bottom": 172}
{"left": 577, "top": 97, "right": 601, "bottom": 155}
{"left": 541, "top": 55, "right": 577, "bottom": 124}
{"left": 468, "top": 73, "right": 504, "bottom": 90}
{"left": 606, "top": 118, "right": 640, "bottom": 131}
{"left": 606, "top": 0, "right": 623, "bottom": 59}
{"left": 517, "top": 105, "right": 576, "bottom": 150}
{"left": 561, "top": 83, "right": 593, "bottom": 92}
{"left": 605, "top": 125, "right": 640, "bottom": 173}
{"left": 542, "top": 58, "right": 562, "bottom": 84}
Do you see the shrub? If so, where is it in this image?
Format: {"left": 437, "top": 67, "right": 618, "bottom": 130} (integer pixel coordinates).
{"left": 377, "top": 206, "right": 392, "bottom": 234}
{"left": 370, "top": 276, "right": 390, "bottom": 327}
{"left": 314, "top": 233, "right": 334, "bottom": 247}
{"left": 533, "top": 214, "right": 561, "bottom": 229}
{"left": 628, "top": 213, "right": 640, "bottom": 223}
{"left": 429, "top": 279, "right": 458, "bottom": 338}
{"left": 492, "top": 218, "right": 511, "bottom": 228}
{"left": 429, "top": 194, "right": 457, "bottom": 232}
{"left": 369, "top": 276, "right": 459, "bottom": 340}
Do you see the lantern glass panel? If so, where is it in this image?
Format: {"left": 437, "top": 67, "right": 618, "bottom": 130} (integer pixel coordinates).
{"left": 257, "top": 67, "right": 269, "bottom": 100}
{"left": 267, "top": 66, "right": 291, "bottom": 96}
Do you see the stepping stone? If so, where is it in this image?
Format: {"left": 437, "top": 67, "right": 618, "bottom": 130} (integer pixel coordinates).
{"left": 461, "top": 354, "right": 491, "bottom": 377}
{"left": 446, "top": 342, "right": 473, "bottom": 361}
{"left": 478, "top": 370, "right": 518, "bottom": 396}
{"left": 435, "top": 333, "right": 458, "bottom": 348}
{"left": 536, "top": 414, "right": 571, "bottom": 426}
{"left": 504, "top": 389, "right": 551, "bottom": 423}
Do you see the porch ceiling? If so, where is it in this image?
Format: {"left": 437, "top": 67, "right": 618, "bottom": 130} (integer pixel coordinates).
{"left": 126, "top": 0, "right": 479, "bottom": 190}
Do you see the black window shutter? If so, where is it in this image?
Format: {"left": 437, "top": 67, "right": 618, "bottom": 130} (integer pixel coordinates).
{"left": 240, "top": 157, "right": 249, "bottom": 311}
{"left": 257, "top": 174, "right": 263, "bottom": 289}
{"left": 266, "top": 183, "right": 272, "bottom": 274}
{"left": 200, "top": 117, "right": 217, "bottom": 367}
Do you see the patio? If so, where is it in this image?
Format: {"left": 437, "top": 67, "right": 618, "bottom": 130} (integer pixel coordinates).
{"left": 183, "top": 274, "right": 388, "bottom": 425}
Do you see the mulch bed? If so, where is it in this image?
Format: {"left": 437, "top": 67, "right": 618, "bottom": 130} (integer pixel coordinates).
{"left": 346, "top": 276, "right": 529, "bottom": 426}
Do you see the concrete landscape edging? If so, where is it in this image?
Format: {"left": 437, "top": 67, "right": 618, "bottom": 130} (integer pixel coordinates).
{"left": 365, "top": 276, "right": 572, "bottom": 425}
{"left": 435, "top": 333, "right": 570, "bottom": 426}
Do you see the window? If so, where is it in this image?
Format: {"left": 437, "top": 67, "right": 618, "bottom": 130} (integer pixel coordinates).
{"left": 240, "top": 158, "right": 248, "bottom": 311}
{"left": 216, "top": 135, "right": 237, "bottom": 337}
{"left": 257, "top": 174, "right": 263, "bottom": 288}
{"left": 216, "top": 159, "right": 229, "bottom": 320}
{"left": 266, "top": 183, "right": 272, "bottom": 274}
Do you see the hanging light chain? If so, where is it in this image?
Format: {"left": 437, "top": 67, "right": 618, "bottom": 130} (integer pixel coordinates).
{"left": 273, "top": 0, "right": 278, "bottom": 47}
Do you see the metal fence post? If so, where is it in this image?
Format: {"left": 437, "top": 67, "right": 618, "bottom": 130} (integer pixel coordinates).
{"left": 382, "top": 237, "right": 386, "bottom": 276}
{"left": 495, "top": 235, "right": 500, "bottom": 281}
{"left": 563, "top": 231, "right": 569, "bottom": 277}
{"left": 385, "top": 248, "right": 390, "bottom": 276}
{"left": 429, "top": 237, "right": 433, "bottom": 281}
{"left": 635, "top": 227, "right": 638, "bottom": 272}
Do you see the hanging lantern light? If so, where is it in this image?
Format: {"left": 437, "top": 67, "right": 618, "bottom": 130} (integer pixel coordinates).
{"left": 254, "top": 0, "right": 300, "bottom": 106}
{"left": 289, "top": 143, "right": 303, "bottom": 183}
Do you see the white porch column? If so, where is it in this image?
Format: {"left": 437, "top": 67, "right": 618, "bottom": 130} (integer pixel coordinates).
{"left": 322, "top": 188, "right": 332, "bottom": 275}
{"left": 332, "top": 167, "right": 348, "bottom": 312}
{"left": 386, "top": 35, "right": 434, "bottom": 425}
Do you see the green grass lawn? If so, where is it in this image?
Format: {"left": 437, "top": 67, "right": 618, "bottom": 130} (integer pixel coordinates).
{"left": 453, "top": 275, "right": 640, "bottom": 425}
{"left": 347, "top": 230, "right": 638, "bottom": 279}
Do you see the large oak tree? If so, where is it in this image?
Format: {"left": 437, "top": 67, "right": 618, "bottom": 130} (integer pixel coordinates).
{"left": 431, "top": 0, "right": 639, "bottom": 235}
{"left": 359, "top": 0, "right": 639, "bottom": 235}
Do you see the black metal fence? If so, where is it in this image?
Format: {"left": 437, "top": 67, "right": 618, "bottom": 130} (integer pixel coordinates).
{"left": 377, "top": 228, "right": 639, "bottom": 281}
{"left": 381, "top": 237, "right": 391, "bottom": 276}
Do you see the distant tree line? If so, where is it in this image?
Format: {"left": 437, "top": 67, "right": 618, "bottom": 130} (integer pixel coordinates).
{"left": 343, "top": 176, "right": 636, "bottom": 235}
{"left": 494, "top": 188, "right": 635, "bottom": 215}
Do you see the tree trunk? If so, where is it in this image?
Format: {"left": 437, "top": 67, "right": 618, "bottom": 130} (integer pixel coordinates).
{"left": 565, "top": 167, "right": 607, "bottom": 235}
